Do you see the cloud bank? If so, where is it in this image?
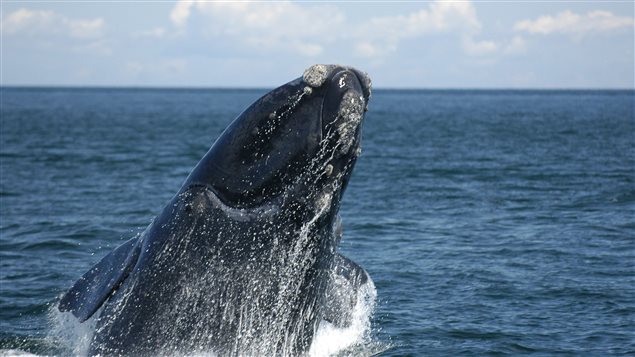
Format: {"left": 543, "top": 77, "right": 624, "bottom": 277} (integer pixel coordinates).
{"left": 2, "top": 8, "right": 111, "bottom": 55}
{"left": 168, "top": 0, "right": 502, "bottom": 58}
{"left": 515, "top": 10, "right": 634, "bottom": 35}
{"left": 169, "top": 1, "right": 343, "bottom": 57}
{"left": 2, "top": 2, "right": 632, "bottom": 88}
{"left": 2, "top": 8, "right": 104, "bottom": 39}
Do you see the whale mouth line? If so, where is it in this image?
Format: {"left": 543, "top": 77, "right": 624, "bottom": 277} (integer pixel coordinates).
{"left": 184, "top": 184, "right": 281, "bottom": 219}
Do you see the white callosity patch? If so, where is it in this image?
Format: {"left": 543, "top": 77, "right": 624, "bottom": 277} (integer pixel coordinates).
{"left": 302, "top": 64, "right": 331, "bottom": 88}
{"left": 324, "top": 164, "right": 334, "bottom": 177}
{"left": 302, "top": 64, "right": 372, "bottom": 92}
{"left": 302, "top": 64, "right": 372, "bottom": 114}
{"left": 336, "top": 91, "right": 365, "bottom": 154}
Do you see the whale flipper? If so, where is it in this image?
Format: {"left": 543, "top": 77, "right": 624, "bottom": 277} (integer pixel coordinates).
{"left": 59, "top": 236, "right": 141, "bottom": 322}
{"left": 324, "top": 254, "right": 371, "bottom": 327}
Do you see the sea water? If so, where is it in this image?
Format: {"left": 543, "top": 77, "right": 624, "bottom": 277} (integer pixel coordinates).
{"left": 1, "top": 88, "right": 634, "bottom": 356}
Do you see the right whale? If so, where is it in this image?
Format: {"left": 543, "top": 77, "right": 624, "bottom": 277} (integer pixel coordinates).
{"left": 58, "top": 64, "right": 375, "bottom": 356}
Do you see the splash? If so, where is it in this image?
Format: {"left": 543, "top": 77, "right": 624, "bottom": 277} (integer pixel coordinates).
{"left": 310, "top": 279, "right": 377, "bottom": 357}
{"left": 0, "top": 350, "right": 40, "bottom": 357}
{"left": 47, "top": 280, "right": 377, "bottom": 357}
{"left": 47, "top": 305, "right": 99, "bottom": 356}
{"left": 46, "top": 186, "right": 378, "bottom": 357}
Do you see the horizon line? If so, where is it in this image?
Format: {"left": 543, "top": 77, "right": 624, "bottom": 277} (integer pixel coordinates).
{"left": 1, "top": 84, "right": 634, "bottom": 91}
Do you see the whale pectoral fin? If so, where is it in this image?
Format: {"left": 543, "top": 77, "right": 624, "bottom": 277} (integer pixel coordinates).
{"left": 58, "top": 236, "right": 141, "bottom": 322}
{"left": 323, "top": 254, "right": 371, "bottom": 328}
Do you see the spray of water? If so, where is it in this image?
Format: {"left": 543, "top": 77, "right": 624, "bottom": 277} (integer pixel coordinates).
{"left": 0, "top": 351, "right": 40, "bottom": 357}
{"left": 47, "top": 273, "right": 376, "bottom": 357}
{"left": 310, "top": 280, "right": 377, "bottom": 357}
{"left": 47, "top": 306, "right": 99, "bottom": 356}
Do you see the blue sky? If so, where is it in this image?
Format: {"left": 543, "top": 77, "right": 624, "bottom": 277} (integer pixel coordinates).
{"left": 1, "top": 1, "right": 633, "bottom": 88}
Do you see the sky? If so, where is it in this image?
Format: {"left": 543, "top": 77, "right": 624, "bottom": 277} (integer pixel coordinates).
{"left": 1, "top": 0, "right": 634, "bottom": 88}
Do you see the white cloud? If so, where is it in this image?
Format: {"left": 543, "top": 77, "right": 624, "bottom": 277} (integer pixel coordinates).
{"left": 462, "top": 36, "right": 498, "bottom": 56}
{"left": 168, "top": 0, "right": 499, "bottom": 59}
{"left": 2, "top": 8, "right": 110, "bottom": 56}
{"left": 1, "top": 8, "right": 105, "bottom": 39}
{"left": 515, "top": 10, "right": 634, "bottom": 35}
{"left": 168, "top": 1, "right": 343, "bottom": 57}
{"left": 355, "top": 1, "right": 486, "bottom": 57}
{"left": 170, "top": 0, "right": 194, "bottom": 27}
{"left": 67, "top": 18, "right": 104, "bottom": 39}
{"left": 503, "top": 36, "right": 527, "bottom": 55}
{"left": 1, "top": 8, "right": 55, "bottom": 34}
{"left": 364, "top": 1, "right": 481, "bottom": 38}
{"left": 355, "top": 42, "right": 384, "bottom": 58}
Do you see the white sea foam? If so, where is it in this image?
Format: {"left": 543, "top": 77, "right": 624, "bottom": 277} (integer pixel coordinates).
{"left": 0, "top": 350, "right": 40, "bottom": 357}
{"left": 47, "top": 304, "right": 99, "bottom": 357}
{"left": 43, "top": 279, "right": 376, "bottom": 357}
{"left": 310, "top": 278, "right": 377, "bottom": 357}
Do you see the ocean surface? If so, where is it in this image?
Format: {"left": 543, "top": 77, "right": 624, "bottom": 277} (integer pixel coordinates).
{"left": 1, "top": 87, "right": 634, "bottom": 356}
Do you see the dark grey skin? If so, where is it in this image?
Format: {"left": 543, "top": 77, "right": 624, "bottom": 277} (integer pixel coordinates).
{"left": 58, "top": 64, "right": 372, "bottom": 356}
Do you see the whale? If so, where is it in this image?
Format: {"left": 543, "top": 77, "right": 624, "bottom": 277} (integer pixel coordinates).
{"left": 58, "top": 64, "right": 374, "bottom": 356}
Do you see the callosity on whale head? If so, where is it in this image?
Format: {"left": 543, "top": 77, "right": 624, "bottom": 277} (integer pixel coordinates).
{"left": 57, "top": 64, "right": 374, "bottom": 357}
{"left": 183, "top": 64, "right": 371, "bottom": 213}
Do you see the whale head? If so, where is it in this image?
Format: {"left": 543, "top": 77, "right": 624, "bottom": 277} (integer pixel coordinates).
{"left": 183, "top": 64, "right": 371, "bottom": 218}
